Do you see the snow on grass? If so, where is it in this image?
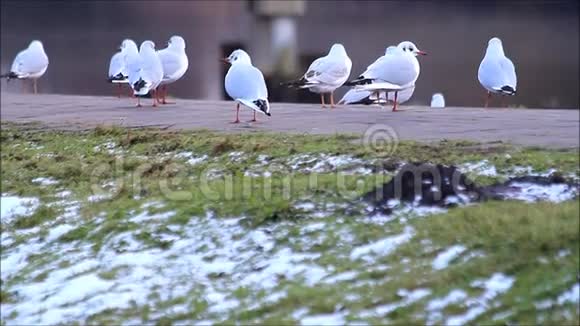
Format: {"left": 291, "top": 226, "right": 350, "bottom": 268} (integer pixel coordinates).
{"left": 174, "top": 152, "right": 208, "bottom": 165}
{"left": 31, "top": 177, "right": 59, "bottom": 186}
{"left": 460, "top": 160, "right": 498, "bottom": 177}
{"left": 557, "top": 283, "right": 580, "bottom": 305}
{"left": 1, "top": 195, "right": 39, "bottom": 223}
{"left": 350, "top": 226, "right": 414, "bottom": 261}
{"left": 301, "top": 312, "right": 346, "bottom": 326}
{"left": 501, "top": 182, "right": 578, "bottom": 203}
{"left": 359, "top": 288, "right": 432, "bottom": 318}
{"left": 2, "top": 206, "right": 353, "bottom": 324}
{"left": 432, "top": 245, "right": 467, "bottom": 270}
{"left": 426, "top": 289, "right": 468, "bottom": 324}
{"left": 446, "top": 273, "right": 515, "bottom": 325}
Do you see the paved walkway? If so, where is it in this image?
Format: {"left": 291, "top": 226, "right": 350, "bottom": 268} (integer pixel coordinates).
{"left": 1, "top": 93, "right": 578, "bottom": 148}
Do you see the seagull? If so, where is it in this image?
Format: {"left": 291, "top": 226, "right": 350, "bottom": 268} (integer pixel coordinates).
{"left": 127, "top": 40, "right": 164, "bottom": 107}
{"left": 1, "top": 40, "right": 49, "bottom": 94}
{"left": 157, "top": 35, "right": 189, "bottom": 104}
{"left": 108, "top": 39, "right": 137, "bottom": 98}
{"left": 478, "top": 37, "right": 517, "bottom": 108}
{"left": 282, "top": 43, "right": 352, "bottom": 108}
{"left": 344, "top": 41, "right": 426, "bottom": 111}
{"left": 431, "top": 93, "right": 445, "bottom": 108}
{"left": 340, "top": 83, "right": 415, "bottom": 106}
{"left": 222, "top": 49, "right": 271, "bottom": 123}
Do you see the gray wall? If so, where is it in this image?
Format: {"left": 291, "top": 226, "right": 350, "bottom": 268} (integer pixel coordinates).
{"left": 1, "top": 0, "right": 578, "bottom": 108}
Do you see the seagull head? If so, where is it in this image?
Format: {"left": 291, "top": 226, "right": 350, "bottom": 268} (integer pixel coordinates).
{"left": 397, "top": 41, "right": 427, "bottom": 56}
{"left": 222, "top": 49, "right": 252, "bottom": 65}
{"left": 168, "top": 35, "right": 186, "bottom": 50}
{"left": 328, "top": 43, "right": 347, "bottom": 56}
{"left": 29, "top": 40, "right": 44, "bottom": 51}
{"left": 486, "top": 37, "right": 505, "bottom": 57}
{"left": 120, "top": 39, "right": 138, "bottom": 52}
{"left": 140, "top": 40, "right": 156, "bottom": 52}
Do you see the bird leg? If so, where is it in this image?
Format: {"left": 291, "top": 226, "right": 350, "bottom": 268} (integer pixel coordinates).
{"left": 152, "top": 89, "right": 158, "bottom": 107}
{"left": 330, "top": 92, "right": 335, "bottom": 108}
{"left": 232, "top": 103, "right": 240, "bottom": 123}
{"left": 136, "top": 96, "right": 142, "bottom": 107}
{"left": 484, "top": 91, "right": 491, "bottom": 108}
{"left": 250, "top": 110, "right": 257, "bottom": 122}
{"left": 392, "top": 91, "right": 398, "bottom": 112}
{"left": 320, "top": 93, "right": 326, "bottom": 108}
{"left": 117, "top": 84, "right": 123, "bottom": 98}
{"left": 33, "top": 79, "right": 38, "bottom": 94}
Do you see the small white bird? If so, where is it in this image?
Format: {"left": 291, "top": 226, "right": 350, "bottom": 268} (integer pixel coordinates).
{"left": 431, "top": 93, "right": 445, "bottom": 108}
{"left": 223, "top": 49, "right": 271, "bottom": 123}
{"left": 157, "top": 35, "right": 189, "bottom": 104}
{"left": 1, "top": 40, "right": 49, "bottom": 94}
{"left": 128, "top": 40, "right": 164, "bottom": 107}
{"left": 478, "top": 37, "right": 517, "bottom": 108}
{"left": 283, "top": 43, "right": 352, "bottom": 108}
{"left": 345, "top": 41, "right": 426, "bottom": 111}
{"left": 108, "top": 39, "right": 137, "bottom": 98}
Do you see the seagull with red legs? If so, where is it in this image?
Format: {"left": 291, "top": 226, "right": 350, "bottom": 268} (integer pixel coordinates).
{"left": 157, "top": 35, "right": 189, "bottom": 104}
{"left": 222, "top": 49, "right": 271, "bottom": 123}
{"left": 128, "top": 40, "right": 164, "bottom": 107}
{"left": 478, "top": 37, "right": 517, "bottom": 108}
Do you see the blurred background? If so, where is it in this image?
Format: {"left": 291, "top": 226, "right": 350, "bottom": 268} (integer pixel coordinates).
{"left": 1, "top": 0, "right": 578, "bottom": 108}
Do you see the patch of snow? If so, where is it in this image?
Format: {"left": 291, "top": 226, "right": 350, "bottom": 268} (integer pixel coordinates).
{"left": 432, "top": 245, "right": 467, "bottom": 270}
{"left": 460, "top": 160, "right": 497, "bottom": 177}
{"left": 301, "top": 313, "right": 346, "bottom": 326}
{"left": 502, "top": 182, "right": 577, "bottom": 203}
{"left": 295, "top": 201, "right": 316, "bottom": 211}
{"left": 557, "top": 283, "right": 579, "bottom": 305}
{"left": 447, "top": 273, "right": 515, "bottom": 325}
{"left": 45, "top": 224, "right": 76, "bottom": 242}
{"left": 32, "top": 177, "right": 59, "bottom": 186}
{"left": 427, "top": 289, "right": 468, "bottom": 311}
{"left": 1, "top": 196, "right": 39, "bottom": 223}
{"left": 350, "top": 226, "right": 414, "bottom": 261}
{"left": 175, "top": 152, "right": 208, "bottom": 165}
{"left": 360, "top": 288, "right": 431, "bottom": 317}
{"left": 322, "top": 271, "right": 358, "bottom": 284}
{"left": 87, "top": 193, "right": 113, "bottom": 203}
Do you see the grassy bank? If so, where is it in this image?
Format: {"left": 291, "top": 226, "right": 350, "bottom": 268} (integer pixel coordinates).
{"left": 1, "top": 123, "right": 578, "bottom": 325}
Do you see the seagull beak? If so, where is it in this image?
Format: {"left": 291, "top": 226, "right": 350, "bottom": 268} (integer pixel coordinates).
{"left": 220, "top": 58, "right": 230, "bottom": 64}
{"left": 417, "top": 50, "right": 428, "bottom": 56}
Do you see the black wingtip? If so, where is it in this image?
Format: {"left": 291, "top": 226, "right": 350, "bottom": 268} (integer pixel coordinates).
{"left": 1, "top": 72, "right": 19, "bottom": 80}
{"left": 500, "top": 85, "right": 516, "bottom": 95}
{"left": 133, "top": 79, "right": 146, "bottom": 92}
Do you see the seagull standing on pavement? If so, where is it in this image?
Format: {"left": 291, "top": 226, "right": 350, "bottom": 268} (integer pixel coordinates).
{"left": 478, "top": 37, "right": 517, "bottom": 108}
{"left": 157, "top": 35, "right": 189, "bottom": 104}
{"left": 282, "top": 43, "right": 352, "bottom": 108}
{"left": 223, "top": 49, "right": 271, "bottom": 123}
{"left": 1, "top": 40, "right": 49, "bottom": 94}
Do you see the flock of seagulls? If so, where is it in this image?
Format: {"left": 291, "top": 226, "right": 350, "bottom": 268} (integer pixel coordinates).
{"left": 1, "top": 36, "right": 518, "bottom": 122}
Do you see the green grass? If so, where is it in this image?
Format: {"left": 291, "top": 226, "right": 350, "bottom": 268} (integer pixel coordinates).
{"left": 1, "top": 123, "right": 579, "bottom": 325}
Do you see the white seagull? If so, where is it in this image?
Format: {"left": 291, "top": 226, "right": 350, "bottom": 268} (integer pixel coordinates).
{"left": 344, "top": 41, "right": 426, "bottom": 111}
{"left": 1, "top": 40, "right": 49, "bottom": 94}
{"left": 478, "top": 37, "right": 517, "bottom": 108}
{"left": 223, "top": 49, "right": 271, "bottom": 123}
{"left": 108, "top": 39, "right": 137, "bottom": 98}
{"left": 157, "top": 35, "right": 189, "bottom": 104}
{"left": 127, "top": 40, "right": 164, "bottom": 107}
{"left": 431, "top": 93, "right": 445, "bottom": 108}
{"left": 283, "top": 43, "right": 352, "bottom": 108}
